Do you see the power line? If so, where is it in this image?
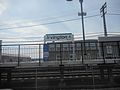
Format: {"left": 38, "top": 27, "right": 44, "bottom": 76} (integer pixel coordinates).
{"left": 0, "top": 12, "right": 76, "bottom": 27}
{"left": 0, "top": 11, "right": 101, "bottom": 27}
{"left": 2, "top": 32, "right": 120, "bottom": 43}
{"left": 107, "top": 13, "right": 120, "bottom": 16}
{"left": 0, "top": 14, "right": 100, "bottom": 31}
{"left": 3, "top": 40, "right": 44, "bottom": 43}
{"left": 0, "top": 36, "right": 44, "bottom": 39}
{"left": 1, "top": 31, "right": 103, "bottom": 40}
{"left": 74, "top": 32, "right": 103, "bottom": 35}
{"left": 0, "top": 32, "right": 102, "bottom": 40}
{"left": 1, "top": 31, "right": 120, "bottom": 40}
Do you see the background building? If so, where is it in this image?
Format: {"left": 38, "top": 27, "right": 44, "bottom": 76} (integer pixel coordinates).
{"left": 75, "top": 39, "right": 99, "bottom": 60}
{"left": 98, "top": 36, "right": 120, "bottom": 60}
{"left": 1, "top": 53, "right": 31, "bottom": 63}
{"left": 46, "top": 39, "right": 99, "bottom": 61}
{"left": 44, "top": 34, "right": 120, "bottom": 64}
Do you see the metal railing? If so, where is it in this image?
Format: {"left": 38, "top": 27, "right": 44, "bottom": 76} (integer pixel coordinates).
{"left": 1, "top": 44, "right": 42, "bottom": 66}
{"left": 0, "top": 41, "right": 120, "bottom": 66}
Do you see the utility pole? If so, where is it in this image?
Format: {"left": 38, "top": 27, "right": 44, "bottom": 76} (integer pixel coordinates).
{"left": 78, "top": 0, "right": 86, "bottom": 64}
{"left": 100, "top": 2, "right": 107, "bottom": 37}
{"left": 66, "top": 0, "right": 86, "bottom": 64}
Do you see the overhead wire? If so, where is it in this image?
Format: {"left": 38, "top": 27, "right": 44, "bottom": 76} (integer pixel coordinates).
{"left": 0, "top": 36, "right": 44, "bottom": 39}
{"left": 0, "top": 12, "right": 120, "bottom": 43}
{"left": 0, "top": 12, "right": 76, "bottom": 27}
{"left": 3, "top": 40, "right": 44, "bottom": 43}
{"left": 1, "top": 31, "right": 103, "bottom": 40}
{"left": 2, "top": 32, "right": 120, "bottom": 44}
{"left": 107, "top": 13, "right": 120, "bottom": 16}
{"left": 0, "top": 9, "right": 101, "bottom": 27}
{"left": 0, "top": 14, "right": 100, "bottom": 31}
{"left": 0, "top": 12, "right": 119, "bottom": 32}
{"left": 0, "top": 4, "right": 119, "bottom": 45}
{"left": 1, "top": 31, "right": 120, "bottom": 40}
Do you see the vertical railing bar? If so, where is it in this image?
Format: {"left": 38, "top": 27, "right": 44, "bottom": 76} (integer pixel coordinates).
{"left": 101, "top": 42, "right": 105, "bottom": 63}
{"left": 18, "top": 45, "right": 20, "bottom": 66}
{"left": 39, "top": 44, "right": 41, "bottom": 66}
{"left": 81, "top": 42, "right": 84, "bottom": 64}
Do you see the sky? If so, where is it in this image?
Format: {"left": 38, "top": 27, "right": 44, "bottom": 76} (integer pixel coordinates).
{"left": 0, "top": 0, "right": 120, "bottom": 43}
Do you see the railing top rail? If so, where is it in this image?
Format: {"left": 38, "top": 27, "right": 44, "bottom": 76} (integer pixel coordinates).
{"left": 2, "top": 43, "right": 44, "bottom": 46}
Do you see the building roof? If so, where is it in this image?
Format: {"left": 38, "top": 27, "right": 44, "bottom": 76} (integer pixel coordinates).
{"left": 98, "top": 36, "right": 120, "bottom": 42}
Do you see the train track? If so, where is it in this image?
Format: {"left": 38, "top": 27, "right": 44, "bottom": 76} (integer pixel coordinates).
{"left": 0, "top": 64, "right": 120, "bottom": 90}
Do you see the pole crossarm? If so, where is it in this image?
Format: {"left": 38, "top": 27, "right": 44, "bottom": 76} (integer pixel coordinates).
{"left": 100, "top": 2, "right": 107, "bottom": 17}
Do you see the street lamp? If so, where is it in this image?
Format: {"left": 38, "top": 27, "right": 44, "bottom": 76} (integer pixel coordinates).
{"left": 66, "top": 0, "right": 86, "bottom": 64}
